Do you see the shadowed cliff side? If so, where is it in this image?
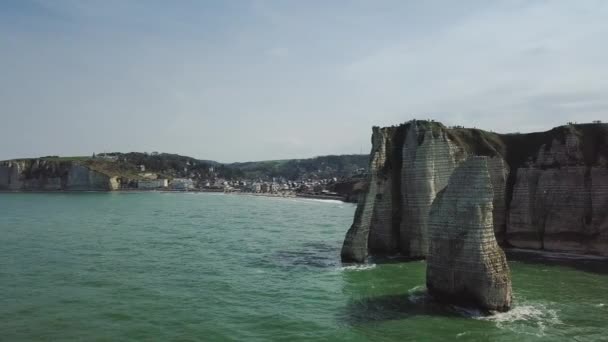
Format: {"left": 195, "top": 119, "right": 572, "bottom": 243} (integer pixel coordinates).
{"left": 341, "top": 127, "right": 393, "bottom": 262}
{"left": 503, "top": 124, "right": 608, "bottom": 255}
{"left": 426, "top": 156, "right": 512, "bottom": 312}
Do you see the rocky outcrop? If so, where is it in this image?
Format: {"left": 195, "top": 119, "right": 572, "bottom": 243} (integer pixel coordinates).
{"left": 426, "top": 157, "right": 512, "bottom": 311}
{"left": 0, "top": 160, "right": 119, "bottom": 191}
{"left": 342, "top": 120, "right": 608, "bottom": 261}
{"left": 327, "top": 179, "right": 367, "bottom": 203}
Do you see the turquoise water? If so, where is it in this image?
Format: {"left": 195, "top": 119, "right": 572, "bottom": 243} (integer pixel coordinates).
{"left": 0, "top": 193, "right": 606, "bottom": 341}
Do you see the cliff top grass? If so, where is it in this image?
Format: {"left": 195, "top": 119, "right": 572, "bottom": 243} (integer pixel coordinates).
{"left": 499, "top": 122, "right": 608, "bottom": 168}
{"left": 82, "top": 159, "right": 143, "bottom": 179}
{"left": 388, "top": 120, "right": 607, "bottom": 167}
{"left": 1, "top": 156, "right": 91, "bottom": 163}
{"left": 40, "top": 156, "right": 91, "bottom": 161}
{"left": 447, "top": 128, "right": 505, "bottom": 158}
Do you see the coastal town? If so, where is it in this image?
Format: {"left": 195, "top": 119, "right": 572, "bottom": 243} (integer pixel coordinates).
{"left": 0, "top": 152, "right": 368, "bottom": 201}
{"left": 126, "top": 168, "right": 363, "bottom": 202}
{"left": 90, "top": 153, "right": 368, "bottom": 202}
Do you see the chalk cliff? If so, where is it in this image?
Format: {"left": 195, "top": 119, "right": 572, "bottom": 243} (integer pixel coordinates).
{"left": 0, "top": 160, "right": 119, "bottom": 191}
{"left": 426, "top": 157, "right": 512, "bottom": 311}
{"left": 342, "top": 120, "right": 608, "bottom": 261}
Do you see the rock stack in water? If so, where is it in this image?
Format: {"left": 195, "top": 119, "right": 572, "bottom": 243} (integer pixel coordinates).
{"left": 426, "top": 156, "right": 512, "bottom": 312}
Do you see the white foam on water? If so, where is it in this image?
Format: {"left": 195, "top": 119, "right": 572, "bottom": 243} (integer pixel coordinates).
{"left": 296, "top": 198, "right": 345, "bottom": 205}
{"left": 338, "top": 264, "right": 377, "bottom": 272}
{"left": 407, "top": 285, "right": 427, "bottom": 303}
{"left": 475, "top": 303, "right": 562, "bottom": 337}
{"left": 596, "top": 303, "right": 605, "bottom": 308}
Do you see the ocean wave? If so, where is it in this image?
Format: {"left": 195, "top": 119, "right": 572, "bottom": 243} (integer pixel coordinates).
{"left": 295, "top": 198, "right": 346, "bottom": 204}
{"left": 406, "top": 285, "right": 428, "bottom": 303}
{"left": 338, "top": 264, "right": 377, "bottom": 271}
{"left": 474, "top": 303, "right": 562, "bottom": 337}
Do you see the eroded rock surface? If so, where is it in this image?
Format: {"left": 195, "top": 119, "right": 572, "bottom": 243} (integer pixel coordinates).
{"left": 399, "top": 123, "right": 466, "bottom": 257}
{"left": 426, "top": 157, "right": 512, "bottom": 311}
{"left": 342, "top": 120, "right": 608, "bottom": 262}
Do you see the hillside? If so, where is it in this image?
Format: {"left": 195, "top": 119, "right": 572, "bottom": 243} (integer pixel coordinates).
{"left": 228, "top": 154, "right": 368, "bottom": 180}
{"left": 1, "top": 152, "right": 369, "bottom": 191}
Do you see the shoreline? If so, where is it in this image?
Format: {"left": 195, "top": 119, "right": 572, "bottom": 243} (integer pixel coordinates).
{"left": 504, "top": 247, "right": 608, "bottom": 261}
{"left": 0, "top": 189, "right": 353, "bottom": 203}
{"left": 504, "top": 248, "right": 608, "bottom": 274}
{"left": 0, "top": 189, "right": 225, "bottom": 194}
{"left": 224, "top": 191, "right": 353, "bottom": 203}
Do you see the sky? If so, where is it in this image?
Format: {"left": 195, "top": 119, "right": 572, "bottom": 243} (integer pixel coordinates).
{"left": 1, "top": 0, "right": 607, "bottom": 162}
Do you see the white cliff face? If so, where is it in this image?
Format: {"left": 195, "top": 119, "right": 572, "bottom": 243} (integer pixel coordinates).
{"left": 67, "top": 165, "right": 117, "bottom": 190}
{"left": 0, "top": 162, "right": 25, "bottom": 190}
{"left": 0, "top": 160, "right": 118, "bottom": 191}
{"left": 400, "top": 124, "right": 465, "bottom": 257}
{"left": 487, "top": 157, "right": 509, "bottom": 243}
{"left": 506, "top": 168, "right": 543, "bottom": 249}
{"left": 426, "top": 156, "right": 512, "bottom": 312}
{"left": 508, "top": 165, "right": 608, "bottom": 255}
{"left": 341, "top": 120, "right": 512, "bottom": 262}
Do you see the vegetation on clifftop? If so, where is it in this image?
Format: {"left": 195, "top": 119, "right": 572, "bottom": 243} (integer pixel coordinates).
{"left": 228, "top": 154, "right": 368, "bottom": 180}
{"left": 1, "top": 152, "right": 369, "bottom": 183}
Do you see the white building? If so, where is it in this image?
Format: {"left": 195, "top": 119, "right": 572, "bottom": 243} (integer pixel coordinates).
{"left": 170, "top": 178, "right": 194, "bottom": 190}
{"left": 138, "top": 179, "right": 168, "bottom": 189}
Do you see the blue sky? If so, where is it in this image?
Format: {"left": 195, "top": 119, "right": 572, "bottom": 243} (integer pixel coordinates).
{"left": 1, "top": 0, "right": 607, "bottom": 162}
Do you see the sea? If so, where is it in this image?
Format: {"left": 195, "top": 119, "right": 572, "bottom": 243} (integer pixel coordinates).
{"left": 0, "top": 192, "right": 606, "bottom": 341}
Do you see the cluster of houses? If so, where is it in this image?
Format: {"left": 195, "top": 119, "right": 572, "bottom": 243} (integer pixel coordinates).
{"left": 126, "top": 175, "right": 340, "bottom": 197}
{"left": 129, "top": 178, "right": 195, "bottom": 191}
{"left": 224, "top": 178, "right": 339, "bottom": 197}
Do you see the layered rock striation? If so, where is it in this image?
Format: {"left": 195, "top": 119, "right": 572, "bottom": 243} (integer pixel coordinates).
{"left": 342, "top": 120, "right": 608, "bottom": 261}
{"left": 426, "top": 157, "right": 512, "bottom": 311}
{"left": 0, "top": 160, "right": 119, "bottom": 191}
{"left": 504, "top": 125, "right": 608, "bottom": 255}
